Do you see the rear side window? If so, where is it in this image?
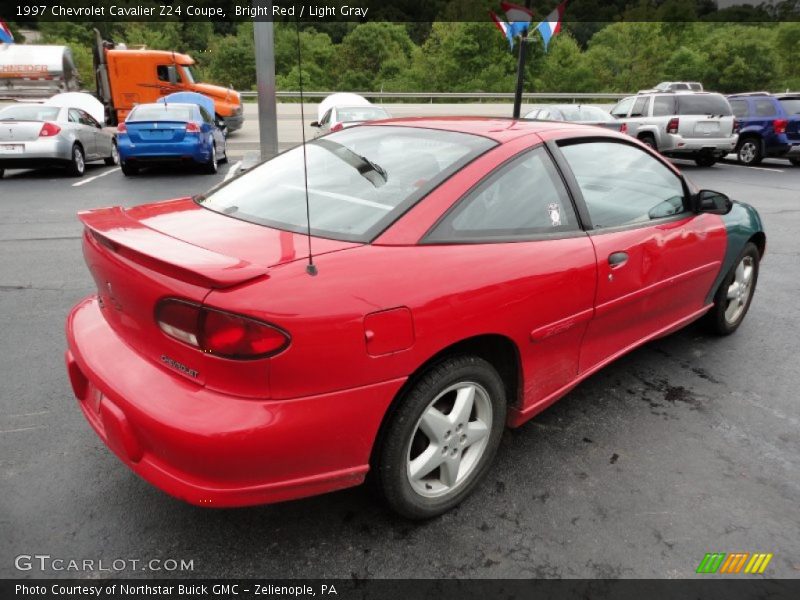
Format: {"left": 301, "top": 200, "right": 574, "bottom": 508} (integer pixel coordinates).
{"left": 653, "top": 96, "right": 676, "bottom": 117}
{"left": 426, "top": 147, "right": 577, "bottom": 242}
{"left": 630, "top": 96, "right": 651, "bottom": 117}
{"left": 559, "top": 141, "right": 686, "bottom": 230}
{"left": 778, "top": 98, "right": 800, "bottom": 115}
{"left": 676, "top": 94, "right": 732, "bottom": 116}
{"left": 754, "top": 99, "right": 777, "bottom": 117}
{"left": 730, "top": 100, "right": 749, "bottom": 118}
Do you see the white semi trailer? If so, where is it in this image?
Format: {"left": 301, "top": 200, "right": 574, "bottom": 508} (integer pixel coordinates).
{"left": 0, "top": 43, "right": 79, "bottom": 98}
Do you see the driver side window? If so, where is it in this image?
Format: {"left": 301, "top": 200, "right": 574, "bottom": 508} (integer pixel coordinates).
{"left": 559, "top": 141, "right": 687, "bottom": 229}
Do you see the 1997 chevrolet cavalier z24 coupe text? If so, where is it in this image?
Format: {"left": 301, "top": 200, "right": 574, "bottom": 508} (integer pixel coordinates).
{"left": 66, "top": 118, "right": 764, "bottom": 519}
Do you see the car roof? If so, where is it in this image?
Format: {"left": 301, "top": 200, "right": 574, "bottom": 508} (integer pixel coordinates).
{"left": 370, "top": 117, "right": 618, "bottom": 143}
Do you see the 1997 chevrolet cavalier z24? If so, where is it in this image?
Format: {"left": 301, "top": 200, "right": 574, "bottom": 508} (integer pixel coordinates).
{"left": 66, "top": 118, "right": 765, "bottom": 519}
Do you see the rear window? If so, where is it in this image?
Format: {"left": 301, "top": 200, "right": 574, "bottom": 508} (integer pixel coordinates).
{"left": 128, "top": 105, "right": 195, "bottom": 122}
{"left": 676, "top": 94, "right": 732, "bottom": 116}
{"left": 558, "top": 106, "right": 612, "bottom": 122}
{"left": 778, "top": 98, "right": 800, "bottom": 115}
{"left": 0, "top": 105, "right": 60, "bottom": 121}
{"left": 198, "top": 125, "right": 495, "bottom": 243}
{"left": 336, "top": 107, "right": 389, "bottom": 123}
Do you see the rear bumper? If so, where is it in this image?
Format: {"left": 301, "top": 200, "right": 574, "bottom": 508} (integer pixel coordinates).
{"left": 65, "top": 296, "right": 404, "bottom": 507}
{"left": 0, "top": 137, "right": 72, "bottom": 167}
{"left": 661, "top": 134, "right": 737, "bottom": 156}
{"left": 223, "top": 112, "right": 244, "bottom": 132}
{"left": 118, "top": 139, "right": 210, "bottom": 165}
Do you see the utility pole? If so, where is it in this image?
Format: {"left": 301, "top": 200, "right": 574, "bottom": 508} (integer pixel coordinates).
{"left": 253, "top": 1, "right": 278, "bottom": 160}
{"left": 512, "top": 0, "right": 533, "bottom": 119}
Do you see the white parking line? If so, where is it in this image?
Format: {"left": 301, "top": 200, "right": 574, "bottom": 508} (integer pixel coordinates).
{"left": 719, "top": 162, "right": 785, "bottom": 173}
{"left": 224, "top": 160, "right": 242, "bottom": 182}
{"left": 71, "top": 167, "right": 121, "bottom": 187}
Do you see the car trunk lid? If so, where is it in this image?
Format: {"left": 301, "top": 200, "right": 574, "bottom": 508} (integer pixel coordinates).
{"left": 0, "top": 120, "right": 44, "bottom": 142}
{"left": 78, "top": 199, "right": 361, "bottom": 392}
{"left": 125, "top": 120, "right": 188, "bottom": 143}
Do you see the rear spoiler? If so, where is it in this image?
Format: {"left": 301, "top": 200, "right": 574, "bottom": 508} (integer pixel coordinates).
{"left": 78, "top": 206, "right": 269, "bottom": 289}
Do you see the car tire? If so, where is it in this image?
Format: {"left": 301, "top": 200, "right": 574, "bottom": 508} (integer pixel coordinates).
{"left": 120, "top": 162, "right": 138, "bottom": 176}
{"left": 694, "top": 156, "right": 717, "bottom": 167}
{"left": 703, "top": 242, "right": 760, "bottom": 336}
{"left": 67, "top": 144, "right": 86, "bottom": 177}
{"left": 0, "top": 168, "right": 4, "bottom": 179}
{"left": 639, "top": 134, "right": 657, "bottom": 152}
{"left": 374, "top": 355, "right": 507, "bottom": 520}
{"left": 203, "top": 144, "right": 218, "bottom": 174}
{"left": 104, "top": 142, "right": 120, "bottom": 166}
{"left": 789, "top": 157, "right": 800, "bottom": 167}
{"left": 736, "top": 137, "right": 763, "bottom": 166}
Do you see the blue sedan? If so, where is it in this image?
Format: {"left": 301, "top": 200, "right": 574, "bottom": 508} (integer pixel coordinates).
{"left": 117, "top": 102, "right": 227, "bottom": 175}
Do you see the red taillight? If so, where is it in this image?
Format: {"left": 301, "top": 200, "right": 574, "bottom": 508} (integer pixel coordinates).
{"left": 667, "top": 118, "right": 679, "bottom": 134}
{"left": 38, "top": 122, "right": 61, "bottom": 137}
{"left": 155, "top": 299, "right": 289, "bottom": 359}
{"left": 117, "top": 122, "right": 127, "bottom": 133}
{"left": 619, "top": 122, "right": 628, "bottom": 134}
{"left": 330, "top": 122, "right": 344, "bottom": 132}
{"left": 733, "top": 119, "right": 740, "bottom": 134}
{"left": 185, "top": 121, "right": 201, "bottom": 133}
{"left": 773, "top": 119, "right": 788, "bottom": 134}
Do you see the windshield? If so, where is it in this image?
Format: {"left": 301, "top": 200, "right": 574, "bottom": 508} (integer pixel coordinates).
{"left": 0, "top": 105, "right": 60, "bottom": 121}
{"left": 128, "top": 104, "right": 195, "bottom": 122}
{"left": 558, "top": 106, "right": 612, "bottom": 122}
{"left": 181, "top": 65, "right": 196, "bottom": 84}
{"left": 676, "top": 94, "right": 732, "bottom": 116}
{"left": 336, "top": 107, "right": 389, "bottom": 123}
{"left": 778, "top": 98, "right": 800, "bottom": 115}
{"left": 198, "top": 125, "right": 495, "bottom": 242}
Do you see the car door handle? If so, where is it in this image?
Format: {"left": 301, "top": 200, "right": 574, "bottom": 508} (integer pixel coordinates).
{"left": 608, "top": 252, "right": 629, "bottom": 268}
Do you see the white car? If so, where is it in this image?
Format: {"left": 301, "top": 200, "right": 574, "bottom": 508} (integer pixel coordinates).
{"left": 311, "top": 94, "right": 391, "bottom": 137}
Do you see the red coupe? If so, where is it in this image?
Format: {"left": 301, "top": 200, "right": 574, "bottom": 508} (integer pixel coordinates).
{"left": 66, "top": 118, "right": 765, "bottom": 519}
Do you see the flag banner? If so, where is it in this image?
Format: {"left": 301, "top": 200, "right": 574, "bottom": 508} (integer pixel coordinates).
{"left": 490, "top": 4, "right": 534, "bottom": 50}
{"left": 536, "top": 1, "right": 567, "bottom": 51}
{"left": 0, "top": 19, "right": 15, "bottom": 44}
{"left": 501, "top": 1, "right": 533, "bottom": 24}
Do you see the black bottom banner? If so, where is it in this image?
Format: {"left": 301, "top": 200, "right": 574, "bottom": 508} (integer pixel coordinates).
{"left": 3, "top": 579, "right": 800, "bottom": 600}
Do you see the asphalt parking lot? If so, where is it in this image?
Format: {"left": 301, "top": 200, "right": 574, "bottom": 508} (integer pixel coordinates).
{"left": 1, "top": 129, "right": 799, "bottom": 578}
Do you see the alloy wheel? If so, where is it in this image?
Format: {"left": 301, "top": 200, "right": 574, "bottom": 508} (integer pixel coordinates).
{"left": 725, "top": 255, "right": 755, "bottom": 324}
{"left": 739, "top": 141, "right": 757, "bottom": 164}
{"left": 406, "top": 381, "right": 492, "bottom": 498}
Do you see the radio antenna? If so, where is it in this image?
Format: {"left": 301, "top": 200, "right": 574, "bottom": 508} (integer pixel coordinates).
{"left": 295, "top": 20, "right": 317, "bottom": 276}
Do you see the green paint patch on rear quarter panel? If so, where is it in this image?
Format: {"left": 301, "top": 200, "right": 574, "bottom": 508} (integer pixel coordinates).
{"left": 704, "top": 201, "right": 765, "bottom": 304}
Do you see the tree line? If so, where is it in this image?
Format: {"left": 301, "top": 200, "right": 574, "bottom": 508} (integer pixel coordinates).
{"left": 20, "top": 16, "right": 800, "bottom": 97}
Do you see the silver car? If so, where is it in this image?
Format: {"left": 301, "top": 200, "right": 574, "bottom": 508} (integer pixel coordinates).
{"left": 0, "top": 104, "right": 118, "bottom": 179}
{"left": 610, "top": 91, "right": 737, "bottom": 167}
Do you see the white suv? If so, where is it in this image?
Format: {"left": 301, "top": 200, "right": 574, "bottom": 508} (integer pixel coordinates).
{"left": 610, "top": 91, "right": 738, "bottom": 167}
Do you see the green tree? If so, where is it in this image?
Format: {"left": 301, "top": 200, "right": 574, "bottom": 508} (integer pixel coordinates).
{"left": 333, "top": 23, "right": 415, "bottom": 91}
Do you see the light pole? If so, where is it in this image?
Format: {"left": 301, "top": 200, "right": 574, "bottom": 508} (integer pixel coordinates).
{"left": 253, "top": 1, "right": 279, "bottom": 160}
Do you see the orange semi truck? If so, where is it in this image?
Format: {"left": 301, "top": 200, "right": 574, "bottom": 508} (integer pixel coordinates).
{"left": 92, "top": 30, "right": 243, "bottom": 131}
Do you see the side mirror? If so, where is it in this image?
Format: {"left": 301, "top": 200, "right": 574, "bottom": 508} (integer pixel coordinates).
{"left": 310, "top": 121, "right": 320, "bottom": 128}
{"left": 694, "top": 189, "right": 733, "bottom": 215}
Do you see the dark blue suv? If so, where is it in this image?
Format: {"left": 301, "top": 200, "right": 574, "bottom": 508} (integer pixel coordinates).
{"left": 728, "top": 93, "right": 800, "bottom": 166}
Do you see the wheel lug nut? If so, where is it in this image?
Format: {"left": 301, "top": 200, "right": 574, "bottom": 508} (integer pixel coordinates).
{"left": 460, "top": 434, "right": 467, "bottom": 444}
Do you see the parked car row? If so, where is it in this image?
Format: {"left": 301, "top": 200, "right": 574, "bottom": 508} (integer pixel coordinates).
{"left": 524, "top": 85, "right": 800, "bottom": 168}
{"left": 0, "top": 92, "right": 228, "bottom": 179}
